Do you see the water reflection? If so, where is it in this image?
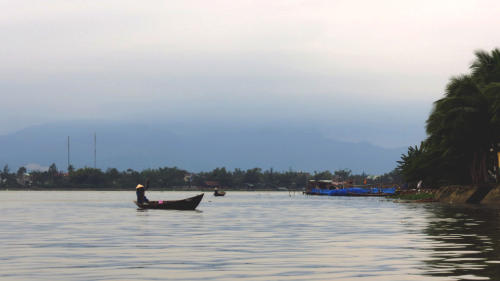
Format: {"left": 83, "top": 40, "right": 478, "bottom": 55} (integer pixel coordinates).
{"left": 2, "top": 191, "right": 500, "bottom": 281}
{"left": 420, "top": 204, "right": 500, "bottom": 280}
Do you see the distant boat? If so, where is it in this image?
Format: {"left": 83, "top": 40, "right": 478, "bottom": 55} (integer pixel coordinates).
{"left": 214, "top": 190, "right": 226, "bottom": 197}
{"left": 213, "top": 187, "right": 226, "bottom": 197}
{"left": 134, "top": 194, "right": 204, "bottom": 210}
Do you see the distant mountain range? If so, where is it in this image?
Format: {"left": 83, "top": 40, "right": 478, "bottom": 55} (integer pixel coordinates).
{"left": 0, "top": 121, "right": 406, "bottom": 174}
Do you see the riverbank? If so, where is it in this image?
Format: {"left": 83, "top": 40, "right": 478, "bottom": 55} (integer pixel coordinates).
{"left": 392, "top": 185, "right": 500, "bottom": 205}
{"left": 390, "top": 190, "right": 437, "bottom": 202}
{"left": 433, "top": 185, "right": 500, "bottom": 204}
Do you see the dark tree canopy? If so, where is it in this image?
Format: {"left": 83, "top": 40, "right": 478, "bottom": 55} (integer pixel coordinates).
{"left": 398, "top": 48, "right": 500, "bottom": 187}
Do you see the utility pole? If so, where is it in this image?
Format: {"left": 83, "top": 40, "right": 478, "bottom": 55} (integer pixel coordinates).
{"left": 67, "top": 136, "right": 70, "bottom": 171}
{"left": 94, "top": 133, "right": 97, "bottom": 169}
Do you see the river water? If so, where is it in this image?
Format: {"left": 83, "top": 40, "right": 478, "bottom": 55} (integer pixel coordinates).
{"left": 1, "top": 191, "right": 500, "bottom": 281}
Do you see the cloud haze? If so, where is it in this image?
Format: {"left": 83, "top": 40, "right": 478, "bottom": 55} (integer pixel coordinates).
{"left": 1, "top": 0, "right": 500, "bottom": 147}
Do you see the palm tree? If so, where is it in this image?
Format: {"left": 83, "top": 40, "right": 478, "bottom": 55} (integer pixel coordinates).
{"left": 397, "top": 143, "right": 424, "bottom": 184}
{"left": 400, "top": 48, "right": 500, "bottom": 186}
{"left": 483, "top": 83, "right": 500, "bottom": 173}
{"left": 470, "top": 49, "right": 500, "bottom": 86}
{"left": 470, "top": 49, "right": 500, "bottom": 182}
{"left": 426, "top": 75, "right": 491, "bottom": 184}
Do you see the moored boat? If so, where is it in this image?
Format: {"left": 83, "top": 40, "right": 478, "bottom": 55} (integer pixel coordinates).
{"left": 306, "top": 187, "right": 397, "bottom": 197}
{"left": 304, "top": 180, "right": 398, "bottom": 197}
{"left": 134, "top": 193, "right": 204, "bottom": 210}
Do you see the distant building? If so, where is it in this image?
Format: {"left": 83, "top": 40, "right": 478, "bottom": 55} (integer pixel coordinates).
{"left": 306, "top": 179, "right": 346, "bottom": 191}
{"left": 204, "top": 181, "right": 220, "bottom": 187}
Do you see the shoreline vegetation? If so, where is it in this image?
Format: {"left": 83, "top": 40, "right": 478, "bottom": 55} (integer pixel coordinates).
{"left": 390, "top": 189, "right": 437, "bottom": 202}
{"left": 0, "top": 164, "right": 402, "bottom": 191}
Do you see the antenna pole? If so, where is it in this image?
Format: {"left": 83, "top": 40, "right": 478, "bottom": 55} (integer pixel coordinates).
{"left": 67, "top": 136, "right": 70, "bottom": 171}
{"left": 94, "top": 133, "right": 97, "bottom": 169}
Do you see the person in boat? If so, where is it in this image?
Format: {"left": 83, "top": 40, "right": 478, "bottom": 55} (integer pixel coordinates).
{"left": 214, "top": 187, "right": 225, "bottom": 196}
{"left": 136, "top": 179, "right": 150, "bottom": 204}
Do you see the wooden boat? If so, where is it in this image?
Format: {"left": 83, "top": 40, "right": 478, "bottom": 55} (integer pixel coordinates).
{"left": 214, "top": 190, "right": 226, "bottom": 197}
{"left": 134, "top": 193, "right": 204, "bottom": 210}
{"left": 304, "top": 191, "right": 391, "bottom": 197}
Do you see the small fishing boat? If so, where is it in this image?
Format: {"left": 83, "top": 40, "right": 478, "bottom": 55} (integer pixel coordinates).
{"left": 213, "top": 187, "right": 226, "bottom": 197}
{"left": 214, "top": 190, "right": 226, "bottom": 197}
{"left": 134, "top": 193, "right": 204, "bottom": 210}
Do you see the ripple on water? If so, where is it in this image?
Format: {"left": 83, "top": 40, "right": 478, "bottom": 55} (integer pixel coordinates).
{"left": 1, "top": 191, "right": 500, "bottom": 281}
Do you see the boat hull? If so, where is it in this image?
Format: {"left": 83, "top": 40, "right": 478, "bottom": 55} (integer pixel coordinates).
{"left": 214, "top": 191, "right": 226, "bottom": 197}
{"left": 305, "top": 187, "right": 397, "bottom": 197}
{"left": 134, "top": 193, "right": 204, "bottom": 210}
{"left": 305, "top": 191, "right": 391, "bottom": 197}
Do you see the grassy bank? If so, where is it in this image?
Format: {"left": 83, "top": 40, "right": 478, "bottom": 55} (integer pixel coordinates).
{"left": 390, "top": 190, "right": 436, "bottom": 202}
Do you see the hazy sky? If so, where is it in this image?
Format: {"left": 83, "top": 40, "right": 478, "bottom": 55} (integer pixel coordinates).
{"left": 1, "top": 0, "right": 500, "bottom": 147}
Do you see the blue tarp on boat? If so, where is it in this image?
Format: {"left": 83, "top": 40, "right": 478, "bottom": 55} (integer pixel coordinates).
{"left": 309, "top": 187, "right": 397, "bottom": 196}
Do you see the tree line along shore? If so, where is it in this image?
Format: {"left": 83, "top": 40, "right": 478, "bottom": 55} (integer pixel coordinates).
{"left": 0, "top": 164, "right": 401, "bottom": 190}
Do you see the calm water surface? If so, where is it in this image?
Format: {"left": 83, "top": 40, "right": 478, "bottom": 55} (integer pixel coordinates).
{"left": 1, "top": 191, "right": 500, "bottom": 280}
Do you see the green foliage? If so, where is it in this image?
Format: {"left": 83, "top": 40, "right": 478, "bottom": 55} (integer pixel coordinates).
{"left": 334, "top": 169, "right": 352, "bottom": 180}
{"left": 142, "top": 167, "right": 188, "bottom": 188}
{"left": 0, "top": 164, "right": 401, "bottom": 190}
{"left": 397, "top": 142, "right": 439, "bottom": 186}
{"left": 17, "top": 166, "right": 27, "bottom": 177}
{"left": 313, "top": 170, "right": 333, "bottom": 180}
{"left": 2, "top": 164, "right": 10, "bottom": 176}
{"left": 399, "top": 48, "right": 500, "bottom": 187}
{"left": 193, "top": 167, "right": 309, "bottom": 189}
{"left": 1, "top": 164, "right": 17, "bottom": 186}
{"left": 69, "top": 167, "right": 105, "bottom": 186}
{"left": 391, "top": 192, "right": 435, "bottom": 201}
